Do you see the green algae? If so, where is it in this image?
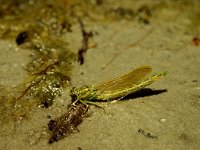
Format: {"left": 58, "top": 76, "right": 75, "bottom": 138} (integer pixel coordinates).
{"left": 0, "top": 0, "right": 77, "bottom": 107}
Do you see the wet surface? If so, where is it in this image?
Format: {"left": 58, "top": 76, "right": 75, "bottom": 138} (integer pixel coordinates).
{"left": 0, "top": 0, "right": 200, "bottom": 149}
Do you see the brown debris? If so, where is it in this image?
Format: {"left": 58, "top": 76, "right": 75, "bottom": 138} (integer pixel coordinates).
{"left": 192, "top": 37, "right": 200, "bottom": 46}
{"left": 77, "top": 19, "right": 94, "bottom": 65}
{"left": 137, "top": 128, "right": 158, "bottom": 139}
{"left": 48, "top": 102, "right": 90, "bottom": 144}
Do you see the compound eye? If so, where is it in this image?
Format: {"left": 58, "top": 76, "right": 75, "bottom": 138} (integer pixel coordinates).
{"left": 71, "top": 94, "right": 77, "bottom": 102}
{"left": 69, "top": 87, "right": 78, "bottom": 102}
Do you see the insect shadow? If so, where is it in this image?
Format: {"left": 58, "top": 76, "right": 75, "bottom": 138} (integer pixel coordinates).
{"left": 121, "top": 88, "right": 167, "bottom": 101}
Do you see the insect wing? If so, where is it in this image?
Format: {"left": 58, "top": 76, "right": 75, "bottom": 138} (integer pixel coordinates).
{"left": 95, "top": 65, "right": 152, "bottom": 92}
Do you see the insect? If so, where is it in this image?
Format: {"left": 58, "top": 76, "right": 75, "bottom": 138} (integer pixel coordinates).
{"left": 69, "top": 65, "right": 167, "bottom": 106}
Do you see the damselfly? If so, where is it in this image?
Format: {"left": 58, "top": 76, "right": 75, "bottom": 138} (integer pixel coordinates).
{"left": 70, "top": 65, "right": 167, "bottom": 106}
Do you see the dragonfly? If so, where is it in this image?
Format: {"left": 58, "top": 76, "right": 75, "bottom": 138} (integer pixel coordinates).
{"left": 69, "top": 65, "right": 167, "bottom": 107}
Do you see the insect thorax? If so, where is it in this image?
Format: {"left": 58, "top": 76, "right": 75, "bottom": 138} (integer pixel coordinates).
{"left": 69, "top": 85, "right": 98, "bottom": 102}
